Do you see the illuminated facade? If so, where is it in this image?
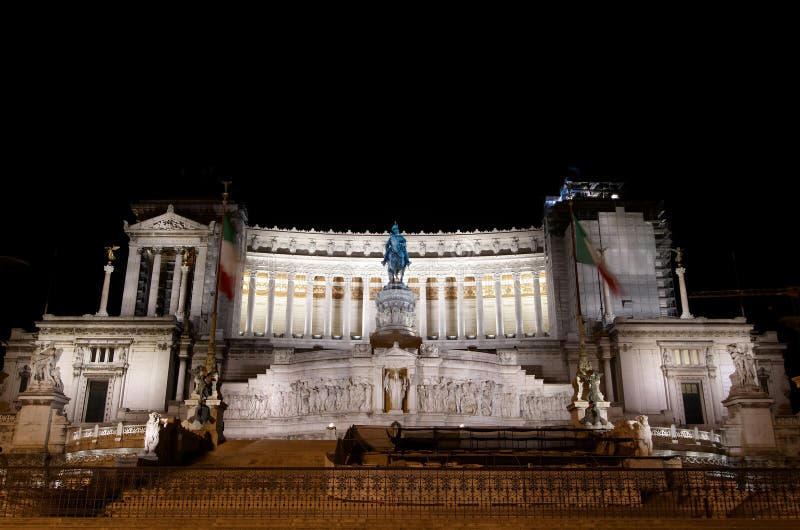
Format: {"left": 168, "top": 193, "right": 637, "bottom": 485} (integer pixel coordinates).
{"left": 1, "top": 186, "right": 797, "bottom": 457}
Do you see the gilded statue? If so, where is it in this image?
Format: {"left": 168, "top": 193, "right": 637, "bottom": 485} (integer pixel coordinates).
{"left": 105, "top": 245, "right": 120, "bottom": 263}
{"left": 671, "top": 247, "right": 683, "bottom": 268}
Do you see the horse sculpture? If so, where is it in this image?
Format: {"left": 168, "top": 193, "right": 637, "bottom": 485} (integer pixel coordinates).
{"left": 382, "top": 223, "right": 411, "bottom": 283}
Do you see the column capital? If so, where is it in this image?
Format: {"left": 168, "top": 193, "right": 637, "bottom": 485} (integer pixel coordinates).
{"left": 249, "top": 270, "right": 258, "bottom": 279}
{"left": 152, "top": 247, "right": 162, "bottom": 254}
{"left": 675, "top": 266, "right": 686, "bottom": 275}
{"left": 103, "top": 264, "right": 114, "bottom": 274}
{"left": 287, "top": 271, "right": 295, "bottom": 280}
{"left": 512, "top": 271, "right": 521, "bottom": 282}
{"left": 493, "top": 272, "right": 503, "bottom": 282}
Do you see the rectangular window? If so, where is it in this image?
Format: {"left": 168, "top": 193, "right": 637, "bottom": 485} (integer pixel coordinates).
{"left": 680, "top": 382, "right": 704, "bottom": 424}
{"left": 84, "top": 380, "right": 109, "bottom": 423}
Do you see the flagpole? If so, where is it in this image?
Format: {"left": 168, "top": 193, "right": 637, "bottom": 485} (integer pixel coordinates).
{"left": 206, "top": 180, "right": 231, "bottom": 376}
{"left": 568, "top": 200, "right": 586, "bottom": 349}
{"left": 568, "top": 200, "right": 593, "bottom": 393}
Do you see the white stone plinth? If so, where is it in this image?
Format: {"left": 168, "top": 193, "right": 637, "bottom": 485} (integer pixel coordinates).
{"left": 10, "top": 390, "right": 70, "bottom": 454}
{"left": 375, "top": 284, "right": 416, "bottom": 334}
{"left": 722, "top": 393, "right": 778, "bottom": 456}
{"left": 181, "top": 397, "right": 224, "bottom": 447}
{"left": 568, "top": 400, "right": 611, "bottom": 429}
{"left": 568, "top": 400, "right": 590, "bottom": 427}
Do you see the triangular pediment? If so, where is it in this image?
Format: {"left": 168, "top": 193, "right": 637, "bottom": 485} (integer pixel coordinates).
{"left": 376, "top": 341, "right": 418, "bottom": 358}
{"left": 125, "top": 204, "right": 208, "bottom": 233}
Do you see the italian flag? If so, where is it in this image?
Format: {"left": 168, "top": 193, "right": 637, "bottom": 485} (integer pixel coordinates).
{"left": 219, "top": 214, "right": 237, "bottom": 299}
{"left": 573, "top": 215, "right": 621, "bottom": 296}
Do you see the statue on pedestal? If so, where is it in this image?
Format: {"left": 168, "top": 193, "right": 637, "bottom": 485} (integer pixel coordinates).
{"left": 384, "top": 369, "right": 409, "bottom": 411}
{"left": 144, "top": 411, "right": 161, "bottom": 454}
{"left": 728, "top": 344, "right": 759, "bottom": 391}
{"left": 382, "top": 223, "right": 411, "bottom": 284}
{"left": 30, "top": 344, "right": 63, "bottom": 391}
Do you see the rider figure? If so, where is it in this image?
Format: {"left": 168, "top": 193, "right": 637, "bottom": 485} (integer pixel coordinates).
{"left": 382, "top": 222, "right": 411, "bottom": 283}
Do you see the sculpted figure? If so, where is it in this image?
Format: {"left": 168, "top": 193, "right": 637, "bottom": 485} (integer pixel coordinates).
{"left": 381, "top": 223, "right": 411, "bottom": 283}
{"left": 144, "top": 411, "right": 161, "bottom": 454}
{"left": 383, "top": 370, "right": 408, "bottom": 411}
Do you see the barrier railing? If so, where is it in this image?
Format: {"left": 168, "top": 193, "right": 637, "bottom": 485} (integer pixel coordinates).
{"left": 1, "top": 466, "right": 798, "bottom": 519}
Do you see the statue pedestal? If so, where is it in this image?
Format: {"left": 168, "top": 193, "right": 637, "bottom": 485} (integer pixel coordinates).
{"left": 568, "top": 400, "right": 612, "bottom": 429}
{"left": 182, "top": 397, "right": 225, "bottom": 447}
{"left": 370, "top": 283, "right": 422, "bottom": 350}
{"left": 567, "top": 400, "right": 589, "bottom": 427}
{"left": 722, "top": 391, "right": 778, "bottom": 456}
{"left": 10, "top": 389, "right": 70, "bottom": 456}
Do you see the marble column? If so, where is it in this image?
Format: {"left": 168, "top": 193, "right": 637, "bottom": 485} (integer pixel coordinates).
{"left": 266, "top": 276, "right": 276, "bottom": 336}
{"left": 494, "top": 273, "right": 503, "bottom": 336}
{"left": 146, "top": 248, "right": 162, "bottom": 316}
{"left": 476, "top": 275, "right": 484, "bottom": 338}
{"left": 96, "top": 264, "right": 114, "bottom": 316}
{"left": 285, "top": 272, "right": 295, "bottom": 336}
{"left": 176, "top": 263, "right": 190, "bottom": 322}
{"left": 418, "top": 277, "right": 428, "bottom": 338}
{"left": 456, "top": 277, "right": 465, "bottom": 338}
{"left": 120, "top": 245, "right": 142, "bottom": 316}
{"left": 246, "top": 270, "right": 257, "bottom": 336}
{"left": 343, "top": 276, "right": 352, "bottom": 338}
{"left": 175, "top": 354, "right": 188, "bottom": 400}
{"left": 513, "top": 272, "right": 523, "bottom": 337}
{"left": 324, "top": 276, "right": 333, "bottom": 338}
{"left": 676, "top": 267, "right": 693, "bottom": 319}
{"left": 601, "top": 353, "right": 615, "bottom": 402}
{"left": 602, "top": 280, "right": 615, "bottom": 323}
{"left": 305, "top": 277, "right": 314, "bottom": 337}
{"left": 189, "top": 245, "right": 208, "bottom": 323}
{"left": 437, "top": 278, "right": 446, "bottom": 339}
{"left": 533, "top": 273, "right": 544, "bottom": 336}
{"left": 361, "top": 276, "right": 369, "bottom": 337}
{"left": 168, "top": 248, "right": 183, "bottom": 315}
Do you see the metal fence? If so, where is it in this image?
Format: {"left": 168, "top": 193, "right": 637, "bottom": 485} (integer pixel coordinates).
{"left": 1, "top": 466, "right": 798, "bottom": 519}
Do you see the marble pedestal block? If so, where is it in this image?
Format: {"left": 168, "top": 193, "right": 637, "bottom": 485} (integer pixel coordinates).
{"left": 723, "top": 392, "right": 778, "bottom": 456}
{"left": 371, "top": 282, "right": 422, "bottom": 350}
{"left": 568, "top": 400, "right": 612, "bottom": 429}
{"left": 182, "top": 397, "right": 225, "bottom": 447}
{"left": 10, "top": 389, "right": 70, "bottom": 456}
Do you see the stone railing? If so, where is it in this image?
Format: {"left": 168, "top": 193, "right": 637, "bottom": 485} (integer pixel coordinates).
{"left": 775, "top": 415, "right": 800, "bottom": 426}
{"left": 67, "top": 422, "right": 146, "bottom": 451}
{"left": 651, "top": 425, "right": 722, "bottom": 445}
{"left": 0, "top": 413, "right": 16, "bottom": 425}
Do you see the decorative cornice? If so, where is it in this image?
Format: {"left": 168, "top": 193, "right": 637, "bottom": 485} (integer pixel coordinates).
{"left": 248, "top": 227, "right": 544, "bottom": 258}
{"left": 33, "top": 316, "right": 179, "bottom": 338}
